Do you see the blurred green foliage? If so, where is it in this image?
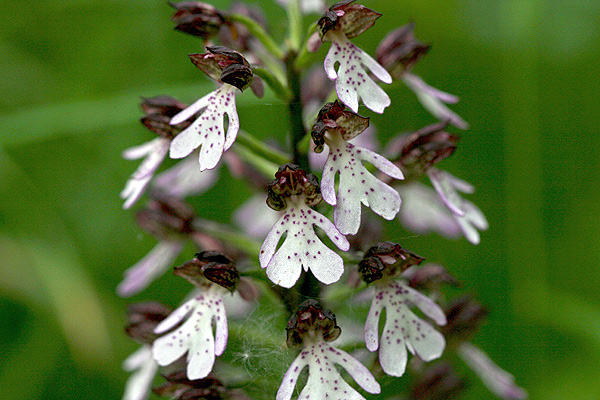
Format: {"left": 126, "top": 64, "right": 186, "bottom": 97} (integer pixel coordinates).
{"left": 1, "top": 0, "right": 599, "bottom": 399}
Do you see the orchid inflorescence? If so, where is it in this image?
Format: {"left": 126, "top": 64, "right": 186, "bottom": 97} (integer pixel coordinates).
{"left": 118, "top": 2, "right": 524, "bottom": 400}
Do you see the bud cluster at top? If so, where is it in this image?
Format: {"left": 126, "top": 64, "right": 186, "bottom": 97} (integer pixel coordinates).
{"left": 173, "top": 250, "right": 240, "bottom": 292}
{"left": 266, "top": 164, "right": 322, "bottom": 210}
{"left": 358, "top": 241, "right": 425, "bottom": 284}
{"left": 285, "top": 299, "right": 341, "bottom": 347}
{"left": 189, "top": 46, "right": 253, "bottom": 91}
{"left": 311, "top": 100, "right": 370, "bottom": 153}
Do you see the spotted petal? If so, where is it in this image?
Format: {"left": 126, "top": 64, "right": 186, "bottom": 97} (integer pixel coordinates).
{"left": 169, "top": 84, "right": 239, "bottom": 171}
{"left": 324, "top": 33, "right": 392, "bottom": 114}
{"left": 277, "top": 341, "right": 380, "bottom": 400}
{"left": 152, "top": 288, "right": 227, "bottom": 380}
{"left": 322, "top": 134, "right": 403, "bottom": 235}
{"left": 365, "top": 280, "right": 446, "bottom": 377}
{"left": 259, "top": 201, "right": 349, "bottom": 288}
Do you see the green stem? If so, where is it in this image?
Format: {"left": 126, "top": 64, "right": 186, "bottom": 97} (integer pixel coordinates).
{"left": 294, "top": 24, "right": 318, "bottom": 70}
{"left": 252, "top": 66, "right": 293, "bottom": 101}
{"left": 193, "top": 218, "right": 262, "bottom": 256}
{"left": 237, "top": 130, "right": 291, "bottom": 166}
{"left": 232, "top": 143, "right": 279, "bottom": 178}
{"left": 285, "top": 52, "right": 309, "bottom": 171}
{"left": 228, "top": 13, "right": 285, "bottom": 59}
{"left": 287, "top": 0, "right": 303, "bottom": 52}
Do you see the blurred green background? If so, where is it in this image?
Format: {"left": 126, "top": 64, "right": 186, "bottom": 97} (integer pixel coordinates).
{"left": 1, "top": 0, "right": 599, "bottom": 399}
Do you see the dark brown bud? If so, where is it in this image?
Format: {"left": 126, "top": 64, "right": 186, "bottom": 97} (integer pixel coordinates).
{"left": 174, "top": 251, "right": 239, "bottom": 292}
{"left": 442, "top": 296, "right": 489, "bottom": 343}
{"left": 286, "top": 299, "right": 341, "bottom": 347}
{"left": 311, "top": 100, "right": 370, "bottom": 152}
{"left": 125, "top": 302, "right": 172, "bottom": 344}
{"left": 135, "top": 197, "right": 196, "bottom": 241}
{"left": 317, "top": 1, "right": 381, "bottom": 40}
{"left": 376, "top": 22, "right": 431, "bottom": 78}
{"left": 153, "top": 371, "right": 226, "bottom": 400}
{"left": 407, "top": 263, "right": 461, "bottom": 291}
{"left": 386, "top": 122, "right": 459, "bottom": 179}
{"left": 358, "top": 241, "right": 425, "bottom": 283}
{"left": 188, "top": 46, "right": 253, "bottom": 90}
{"left": 410, "top": 362, "right": 467, "bottom": 400}
{"left": 170, "top": 1, "right": 226, "bottom": 39}
{"left": 140, "top": 96, "right": 191, "bottom": 139}
{"left": 266, "top": 164, "right": 322, "bottom": 210}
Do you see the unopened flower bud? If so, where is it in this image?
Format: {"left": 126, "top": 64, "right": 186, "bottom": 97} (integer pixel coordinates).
{"left": 266, "top": 164, "right": 322, "bottom": 210}
{"left": 410, "top": 362, "right": 467, "bottom": 400}
{"left": 442, "top": 296, "right": 489, "bottom": 344}
{"left": 358, "top": 241, "right": 425, "bottom": 283}
{"left": 311, "top": 100, "right": 370, "bottom": 152}
{"left": 170, "top": 1, "right": 226, "bottom": 39}
{"left": 153, "top": 371, "right": 226, "bottom": 400}
{"left": 188, "top": 46, "right": 253, "bottom": 91}
{"left": 286, "top": 299, "right": 341, "bottom": 347}
{"left": 376, "top": 22, "right": 431, "bottom": 78}
{"left": 125, "top": 302, "right": 172, "bottom": 344}
{"left": 173, "top": 251, "right": 240, "bottom": 292}
{"left": 135, "top": 197, "right": 196, "bottom": 241}
{"left": 407, "top": 263, "right": 461, "bottom": 291}
{"left": 317, "top": 0, "right": 381, "bottom": 40}
{"left": 387, "top": 122, "right": 459, "bottom": 179}
{"left": 140, "top": 96, "right": 191, "bottom": 139}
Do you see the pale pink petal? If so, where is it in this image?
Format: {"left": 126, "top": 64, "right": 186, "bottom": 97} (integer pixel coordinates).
{"left": 122, "top": 345, "right": 159, "bottom": 400}
{"left": 152, "top": 155, "right": 219, "bottom": 198}
{"left": 120, "top": 137, "right": 171, "bottom": 209}
{"left": 458, "top": 343, "right": 528, "bottom": 399}
{"left": 117, "top": 241, "right": 184, "bottom": 297}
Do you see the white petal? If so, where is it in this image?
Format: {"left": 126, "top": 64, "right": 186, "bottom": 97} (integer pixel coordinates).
{"left": 120, "top": 137, "right": 171, "bottom": 209}
{"left": 324, "top": 36, "right": 391, "bottom": 114}
{"left": 396, "top": 182, "right": 462, "bottom": 238}
{"left": 458, "top": 343, "right": 528, "bottom": 399}
{"left": 276, "top": 350, "right": 309, "bottom": 400}
{"left": 152, "top": 155, "right": 219, "bottom": 198}
{"left": 234, "top": 194, "right": 282, "bottom": 239}
{"left": 122, "top": 346, "right": 159, "bottom": 400}
{"left": 117, "top": 241, "right": 183, "bottom": 297}
{"left": 261, "top": 203, "right": 347, "bottom": 287}
{"left": 326, "top": 345, "right": 381, "bottom": 394}
{"left": 170, "top": 90, "right": 213, "bottom": 125}
{"left": 364, "top": 291, "right": 384, "bottom": 352}
{"left": 403, "top": 284, "right": 447, "bottom": 326}
{"left": 403, "top": 73, "right": 468, "bottom": 130}
{"left": 169, "top": 85, "right": 239, "bottom": 171}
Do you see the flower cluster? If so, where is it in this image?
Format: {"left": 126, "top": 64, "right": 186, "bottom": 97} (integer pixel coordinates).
{"left": 116, "top": 2, "right": 525, "bottom": 400}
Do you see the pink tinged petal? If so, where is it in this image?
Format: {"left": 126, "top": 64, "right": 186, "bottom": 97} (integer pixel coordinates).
{"left": 260, "top": 204, "right": 347, "bottom": 287}
{"left": 122, "top": 345, "right": 159, "bottom": 400}
{"left": 320, "top": 157, "right": 338, "bottom": 205}
{"left": 307, "top": 30, "right": 323, "bottom": 52}
{"left": 234, "top": 194, "right": 282, "bottom": 239}
{"left": 117, "top": 241, "right": 184, "bottom": 297}
{"left": 428, "top": 168, "right": 469, "bottom": 217}
{"left": 169, "top": 85, "right": 239, "bottom": 171}
{"left": 152, "top": 155, "right": 219, "bottom": 198}
{"left": 403, "top": 73, "right": 469, "bottom": 130}
{"left": 458, "top": 343, "right": 528, "bottom": 400}
{"left": 120, "top": 137, "right": 171, "bottom": 209}
{"left": 396, "top": 182, "right": 462, "bottom": 238}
